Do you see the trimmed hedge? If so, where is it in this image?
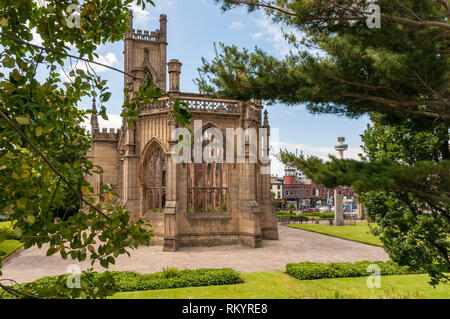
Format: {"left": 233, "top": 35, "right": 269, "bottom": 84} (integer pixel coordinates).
{"left": 286, "top": 261, "right": 423, "bottom": 280}
{"left": 278, "top": 212, "right": 334, "bottom": 220}
{"left": 302, "top": 212, "right": 334, "bottom": 219}
{"left": 109, "top": 268, "right": 242, "bottom": 292}
{"left": 278, "top": 214, "right": 297, "bottom": 220}
{"left": 277, "top": 212, "right": 297, "bottom": 221}
{"left": 3, "top": 268, "right": 242, "bottom": 298}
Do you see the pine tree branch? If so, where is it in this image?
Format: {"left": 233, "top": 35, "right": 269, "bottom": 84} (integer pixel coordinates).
{"left": 229, "top": 1, "right": 450, "bottom": 30}
{"left": 317, "top": 92, "right": 450, "bottom": 122}
{"left": 399, "top": 186, "right": 450, "bottom": 202}
{"left": 340, "top": 92, "right": 450, "bottom": 108}
{"left": 227, "top": 0, "right": 297, "bottom": 16}
{"left": 382, "top": 14, "right": 450, "bottom": 30}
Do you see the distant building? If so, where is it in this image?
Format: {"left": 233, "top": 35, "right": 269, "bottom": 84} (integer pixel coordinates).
{"left": 284, "top": 163, "right": 307, "bottom": 181}
{"left": 278, "top": 164, "right": 354, "bottom": 211}
{"left": 270, "top": 175, "right": 283, "bottom": 207}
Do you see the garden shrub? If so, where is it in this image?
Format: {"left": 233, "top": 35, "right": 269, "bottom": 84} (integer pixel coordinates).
{"left": 1, "top": 268, "right": 242, "bottom": 298}
{"left": 286, "top": 261, "right": 422, "bottom": 280}
{"left": 161, "top": 267, "right": 180, "bottom": 279}
{"left": 277, "top": 211, "right": 334, "bottom": 220}
{"left": 301, "top": 212, "right": 334, "bottom": 219}
{"left": 277, "top": 212, "right": 297, "bottom": 220}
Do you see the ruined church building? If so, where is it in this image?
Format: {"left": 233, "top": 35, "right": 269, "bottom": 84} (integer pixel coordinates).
{"left": 87, "top": 12, "right": 278, "bottom": 251}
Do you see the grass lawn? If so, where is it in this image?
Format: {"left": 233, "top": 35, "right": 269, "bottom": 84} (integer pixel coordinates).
{"left": 111, "top": 271, "right": 449, "bottom": 299}
{"left": 0, "top": 240, "right": 23, "bottom": 259}
{"left": 0, "top": 220, "right": 22, "bottom": 260}
{"left": 0, "top": 221, "right": 15, "bottom": 228}
{"left": 287, "top": 222, "right": 382, "bottom": 246}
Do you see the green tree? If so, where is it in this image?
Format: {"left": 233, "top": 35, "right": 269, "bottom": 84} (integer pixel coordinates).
{"left": 199, "top": 1, "right": 449, "bottom": 125}
{"left": 0, "top": 0, "right": 190, "bottom": 298}
{"left": 198, "top": 1, "right": 449, "bottom": 284}
{"left": 270, "top": 191, "right": 277, "bottom": 206}
{"left": 288, "top": 202, "right": 296, "bottom": 214}
{"left": 359, "top": 116, "right": 449, "bottom": 285}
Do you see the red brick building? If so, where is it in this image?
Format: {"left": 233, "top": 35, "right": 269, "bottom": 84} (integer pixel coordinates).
{"left": 282, "top": 174, "right": 354, "bottom": 210}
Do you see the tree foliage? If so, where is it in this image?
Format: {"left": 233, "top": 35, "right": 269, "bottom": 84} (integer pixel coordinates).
{"left": 198, "top": 1, "right": 449, "bottom": 124}
{"left": 359, "top": 118, "right": 449, "bottom": 285}
{"left": 200, "top": 0, "right": 450, "bottom": 283}
{"left": 0, "top": 0, "right": 191, "bottom": 299}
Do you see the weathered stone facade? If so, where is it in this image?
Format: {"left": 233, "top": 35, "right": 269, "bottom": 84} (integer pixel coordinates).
{"left": 87, "top": 12, "right": 278, "bottom": 251}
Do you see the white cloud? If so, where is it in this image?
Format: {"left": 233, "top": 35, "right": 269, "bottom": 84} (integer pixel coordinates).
{"left": 130, "top": 0, "right": 176, "bottom": 28}
{"left": 92, "top": 52, "right": 118, "bottom": 72}
{"left": 229, "top": 20, "right": 246, "bottom": 30}
{"left": 60, "top": 52, "right": 118, "bottom": 81}
{"left": 250, "top": 16, "right": 303, "bottom": 57}
{"left": 30, "top": 28, "right": 43, "bottom": 46}
{"left": 131, "top": 2, "right": 155, "bottom": 25}
{"left": 25, "top": 20, "right": 43, "bottom": 46}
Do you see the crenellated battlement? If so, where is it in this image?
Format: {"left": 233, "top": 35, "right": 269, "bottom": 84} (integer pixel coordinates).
{"left": 92, "top": 127, "right": 121, "bottom": 141}
{"left": 131, "top": 29, "right": 160, "bottom": 42}
{"left": 124, "top": 13, "right": 167, "bottom": 43}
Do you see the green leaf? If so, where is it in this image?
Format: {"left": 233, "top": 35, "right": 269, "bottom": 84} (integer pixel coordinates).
{"left": 16, "top": 117, "right": 30, "bottom": 125}
{"left": 17, "top": 198, "right": 27, "bottom": 209}
{"left": 100, "top": 259, "right": 109, "bottom": 268}
{"left": 35, "top": 126, "right": 44, "bottom": 137}
{"left": 26, "top": 215, "right": 36, "bottom": 224}
{"left": 14, "top": 227, "right": 22, "bottom": 238}
{"left": 2, "top": 56, "right": 15, "bottom": 68}
{"left": 101, "top": 92, "right": 111, "bottom": 102}
{"left": 0, "top": 17, "right": 9, "bottom": 27}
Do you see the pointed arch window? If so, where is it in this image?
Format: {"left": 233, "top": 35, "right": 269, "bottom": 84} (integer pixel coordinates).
{"left": 145, "top": 142, "right": 166, "bottom": 213}
{"left": 188, "top": 124, "right": 228, "bottom": 213}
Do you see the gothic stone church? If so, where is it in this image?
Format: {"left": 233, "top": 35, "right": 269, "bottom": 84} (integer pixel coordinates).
{"left": 87, "top": 13, "right": 278, "bottom": 251}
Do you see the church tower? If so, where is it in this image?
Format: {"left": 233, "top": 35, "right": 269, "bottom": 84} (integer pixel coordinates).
{"left": 124, "top": 11, "right": 167, "bottom": 91}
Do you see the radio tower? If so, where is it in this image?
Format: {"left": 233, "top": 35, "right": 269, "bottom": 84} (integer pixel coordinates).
{"left": 334, "top": 137, "right": 348, "bottom": 159}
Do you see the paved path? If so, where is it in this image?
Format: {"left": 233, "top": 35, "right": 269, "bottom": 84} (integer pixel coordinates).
{"left": 1, "top": 226, "right": 389, "bottom": 283}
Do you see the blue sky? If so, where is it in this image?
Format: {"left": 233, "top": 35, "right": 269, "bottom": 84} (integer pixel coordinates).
{"left": 72, "top": 0, "right": 370, "bottom": 176}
